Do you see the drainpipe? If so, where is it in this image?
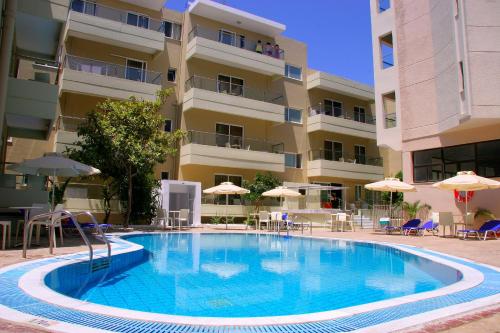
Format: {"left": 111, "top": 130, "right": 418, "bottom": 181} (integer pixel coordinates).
{"left": 0, "top": 0, "right": 17, "bottom": 158}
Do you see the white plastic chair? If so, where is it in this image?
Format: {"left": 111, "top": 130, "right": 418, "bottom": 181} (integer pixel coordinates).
{"left": 176, "top": 209, "right": 190, "bottom": 230}
{"left": 438, "top": 212, "right": 454, "bottom": 237}
{"left": 258, "top": 211, "right": 270, "bottom": 230}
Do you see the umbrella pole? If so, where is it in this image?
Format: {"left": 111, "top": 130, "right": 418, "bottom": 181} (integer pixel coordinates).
{"left": 465, "top": 191, "right": 468, "bottom": 228}
{"left": 389, "top": 191, "right": 393, "bottom": 226}
{"left": 226, "top": 194, "right": 228, "bottom": 230}
{"left": 51, "top": 169, "right": 56, "bottom": 211}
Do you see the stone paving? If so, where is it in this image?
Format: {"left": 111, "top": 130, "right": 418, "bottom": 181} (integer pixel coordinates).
{"left": 0, "top": 226, "right": 498, "bottom": 332}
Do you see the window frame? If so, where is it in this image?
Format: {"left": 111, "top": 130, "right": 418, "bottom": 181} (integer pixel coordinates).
{"left": 285, "top": 64, "right": 302, "bottom": 81}
{"left": 217, "top": 73, "right": 244, "bottom": 96}
{"left": 161, "top": 172, "right": 169, "bottom": 180}
{"left": 354, "top": 145, "right": 366, "bottom": 164}
{"left": 354, "top": 105, "right": 366, "bottom": 123}
{"left": 125, "top": 58, "right": 147, "bottom": 82}
{"left": 324, "top": 99, "right": 343, "bottom": 117}
{"left": 126, "top": 11, "right": 150, "bottom": 29}
{"left": 163, "top": 20, "right": 182, "bottom": 40}
{"left": 354, "top": 184, "right": 363, "bottom": 201}
{"left": 218, "top": 29, "right": 236, "bottom": 46}
{"left": 284, "top": 152, "right": 302, "bottom": 169}
{"left": 167, "top": 68, "right": 176, "bottom": 82}
{"left": 324, "top": 140, "right": 343, "bottom": 161}
{"left": 285, "top": 107, "right": 302, "bottom": 124}
{"left": 215, "top": 122, "right": 244, "bottom": 148}
{"left": 164, "top": 119, "right": 173, "bottom": 132}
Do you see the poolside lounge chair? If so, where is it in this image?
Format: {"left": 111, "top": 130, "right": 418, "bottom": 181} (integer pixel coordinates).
{"left": 384, "top": 219, "right": 421, "bottom": 235}
{"left": 456, "top": 220, "right": 500, "bottom": 240}
{"left": 258, "top": 211, "right": 270, "bottom": 230}
{"left": 406, "top": 220, "right": 439, "bottom": 236}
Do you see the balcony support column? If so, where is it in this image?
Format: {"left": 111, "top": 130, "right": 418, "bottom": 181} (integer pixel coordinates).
{"left": 0, "top": 0, "right": 17, "bottom": 154}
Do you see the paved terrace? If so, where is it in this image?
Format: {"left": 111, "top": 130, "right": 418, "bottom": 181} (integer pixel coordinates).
{"left": 0, "top": 227, "right": 499, "bottom": 333}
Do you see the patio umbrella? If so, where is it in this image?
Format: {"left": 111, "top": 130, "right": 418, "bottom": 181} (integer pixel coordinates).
{"left": 7, "top": 152, "right": 101, "bottom": 209}
{"left": 203, "top": 182, "right": 249, "bottom": 229}
{"left": 364, "top": 177, "right": 416, "bottom": 219}
{"left": 262, "top": 186, "right": 302, "bottom": 209}
{"left": 433, "top": 171, "right": 500, "bottom": 221}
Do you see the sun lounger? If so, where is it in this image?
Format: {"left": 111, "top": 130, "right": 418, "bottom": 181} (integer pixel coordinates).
{"left": 456, "top": 220, "right": 500, "bottom": 240}
{"left": 406, "top": 220, "right": 439, "bottom": 236}
{"left": 385, "top": 219, "right": 421, "bottom": 235}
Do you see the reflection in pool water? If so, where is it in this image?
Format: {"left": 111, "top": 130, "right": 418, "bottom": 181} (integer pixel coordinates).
{"left": 45, "top": 233, "right": 462, "bottom": 318}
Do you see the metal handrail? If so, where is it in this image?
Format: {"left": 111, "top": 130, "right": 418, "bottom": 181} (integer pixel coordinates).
{"left": 22, "top": 210, "right": 111, "bottom": 272}
{"left": 308, "top": 149, "right": 383, "bottom": 167}
{"left": 308, "top": 103, "right": 376, "bottom": 125}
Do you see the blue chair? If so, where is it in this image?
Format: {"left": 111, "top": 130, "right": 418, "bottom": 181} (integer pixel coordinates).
{"left": 407, "top": 220, "right": 439, "bottom": 236}
{"left": 457, "top": 220, "right": 500, "bottom": 240}
{"left": 385, "top": 219, "right": 421, "bottom": 235}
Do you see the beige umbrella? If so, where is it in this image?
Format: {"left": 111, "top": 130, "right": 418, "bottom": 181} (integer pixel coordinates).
{"left": 433, "top": 171, "right": 500, "bottom": 219}
{"left": 203, "top": 182, "right": 249, "bottom": 229}
{"left": 365, "top": 177, "right": 416, "bottom": 219}
{"left": 262, "top": 186, "right": 302, "bottom": 209}
{"left": 8, "top": 152, "right": 101, "bottom": 209}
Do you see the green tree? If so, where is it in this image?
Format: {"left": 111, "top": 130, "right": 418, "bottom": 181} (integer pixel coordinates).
{"left": 242, "top": 172, "right": 281, "bottom": 213}
{"left": 67, "top": 89, "right": 184, "bottom": 227}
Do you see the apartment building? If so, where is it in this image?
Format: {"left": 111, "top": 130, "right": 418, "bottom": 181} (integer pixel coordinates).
{"left": 370, "top": 0, "right": 500, "bottom": 216}
{"left": 1, "top": 0, "right": 386, "bottom": 217}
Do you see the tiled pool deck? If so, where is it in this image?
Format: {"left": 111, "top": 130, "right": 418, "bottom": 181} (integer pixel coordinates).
{"left": 0, "top": 229, "right": 499, "bottom": 333}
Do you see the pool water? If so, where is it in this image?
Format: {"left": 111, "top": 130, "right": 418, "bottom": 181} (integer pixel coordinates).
{"left": 47, "top": 233, "right": 461, "bottom": 317}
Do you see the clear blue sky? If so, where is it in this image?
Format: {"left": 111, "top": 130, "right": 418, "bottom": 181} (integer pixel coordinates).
{"left": 166, "top": 0, "right": 374, "bottom": 86}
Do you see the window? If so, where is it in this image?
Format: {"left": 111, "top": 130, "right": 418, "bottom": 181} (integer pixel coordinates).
{"left": 164, "top": 119, "right": 172, "bottom": 132}
{"left": 354, "top": 106, "right": 366, "bottom": 123}
{"left": 215, "top": 123, "right": 243, "bottom": 148}
{"left": 382, "top": 91, "right": 396, "bottom": 128}
{"left": 163, "top": 20, "right": 182, "bottom": 40}
{"left": 217, "top": 75, "right": 244, "bottom": 96}
{"left": 378, "top": 0, "right": 390, "bottom": 12}
{"left": 355, "top": 145, "right": 366, "bottom": 164}
{"left": 238, "top": 35, "right": 246, "bottom": 48}
{"left": 214, "top": 174, "right": 243, "bottom": 205}
{"left": 285, "top": 64, "right": 302, "bottom": 81}
{"left": 285, "top": 153, "right": 302, "bottom": 168}
{"left": 161, "top": 172, "right": 169, "bottom": 180}
{"left": 380, "top": 33, "right": 394, "bottom": 69}
{"left": 355, "top": 185, "right": 363, "bottom": 201}
{"left": 127, "top": 12, "right": 149, "bottom": 29}
{"left": 71, "top": 0, "right": 96, "bottom": 15}
{"left": 218, "top": 29, "right": 235, "bottom": 46}
{"left": 167, "top": 68, "right": 176, "bottom": 82}
{"left": 412, "top": 139, "right": 500, "bottom": 183}
{"left": 125, "top": 59, "right": 146, "bottom": 82}
{"left": 324, "top": 141, "right": 343, "bottom": 161}
{"left": 285, "top": 107, "right": 302, "bottom": 124}
{"left": 324, "top": 100, "right": 343, "bottom": 117}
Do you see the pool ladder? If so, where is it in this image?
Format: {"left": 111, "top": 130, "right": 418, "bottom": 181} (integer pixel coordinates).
{"left": 22, "top": 210, "right": 112, "bottom": 272}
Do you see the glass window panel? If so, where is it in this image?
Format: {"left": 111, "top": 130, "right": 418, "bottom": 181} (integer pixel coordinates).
{"left": 414, "top": 166, "right": 428, "bottom": 182}
{"left": 413, "top": 149, "right": 441, "bottom": 166}
{"left": 444, "top": 163, "right": 457, "bottom": 179}
{"left": 164, "top": 119, "right": 172, "bottom": 132}
{"left": 430, "top": 165, "right": 443, "bottom": 181}
{"left": 285, "top": 153, "right": 296, "bottom": 168}
{"left": 127, "top": 13, "right": 138, "bottom": 26}
{"left": 286, "top": 108, "right": 302, "bottom": 123}
{"left": 443, "top": 144, "right": 474, "bottom": 163}
{"left": 459, "top": 161, "right": 476, "bottom": 173}
{"left": 167, "top": 68, "right": 176, "bottom": 82}
{"left": 285, "top": 64, "right": 301, "bottom": 80}
{"left": 219, "top": 30, "right": 234, "bottom": 46}
{"left": 164, "top": 21, "right": 173, "bottom": 38}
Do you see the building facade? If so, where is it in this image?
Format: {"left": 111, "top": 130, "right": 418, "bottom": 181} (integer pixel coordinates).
{"left": 1, "top": 0, "right": 389, "bottom": 219}
{"left": 370, "top": 0, "right": 500, "bottom": 216}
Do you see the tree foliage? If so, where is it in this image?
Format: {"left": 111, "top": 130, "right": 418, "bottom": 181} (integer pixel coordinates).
{"left": 382, "top": 170, "right": 404, "bottom": 205}
{"left": 242, "top": 172, "right": 281, "bottom": 212}
{"left": 402, "top": 200, "right": 432, "bottom": 220}
{"left": 67, "top": 89, "right": 184, "bottom": 227}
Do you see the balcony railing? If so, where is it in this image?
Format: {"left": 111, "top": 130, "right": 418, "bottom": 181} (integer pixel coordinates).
{"left": 309, "top": 103, "right": 375, "bottom": 125}
{"left": 70, "top": 0, "right": 164, "bottom": 32}
{"left": 384, "top": 112, "right": 397, "bottom": 128}
{"left": 184, "top": 130, "right": 284, "bottom": 154}
{"left": 185, "top": 75, "right": 283, "bottom": 105}
{"left": 188, "top": 25, "right": 285, "bottom": 59}
{"left": 308, "top": 149, "right": 383, "bottom": 167}
{"left": 65, "top": 55, "right": 162, "bottom": 85}
{"left": 56, "top": 115, "right": 86, "bottom": 132}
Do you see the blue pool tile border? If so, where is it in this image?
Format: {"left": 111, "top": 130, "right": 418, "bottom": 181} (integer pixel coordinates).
{"left": 0, "top": 233, "right": 499, "bottom": 333}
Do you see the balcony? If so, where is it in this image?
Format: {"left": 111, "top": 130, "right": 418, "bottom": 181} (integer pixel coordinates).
{"left": 307, "top": 104, "right": 376, "bottom": 139}
{"left": 187, "top": 25, "right": 285, "bottom": 76}
{"left": 307, "top": 150, "right": 384, "bottom": 181}
{"left": 180, "top": 131, "right": 285, "bottom": 172}
{"left": 183, "top": 76, "right": 284, "bottom": 123}
{"left": 67, "top": 0, "right": 164, "bottom": 54}
{"left": 61, "top": 55, "right": 162, "bottom": 101}
{"left": 307, "top": 71, "right": 374, "bottom": 101}
{"left": 5, "top": 61, "right": 58, "bottom": 140}
{"left": 54, "top": 115, "right": 85, "bottom": 154}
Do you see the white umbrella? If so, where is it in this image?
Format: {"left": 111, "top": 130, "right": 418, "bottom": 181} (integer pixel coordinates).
{"left": 262, "top": 186, "right": 302, "bottom": 209}
{"left": 365, "top": 177, "right": 416, "bottom": 220}
{"left": 433, "top": 171, "right": 500, "bottom": 221}
{"left": 8, "top": 152, "right": 101, "bottom": 208}
{"left": 203, "top": 182, "right": 249, "bottom": 229}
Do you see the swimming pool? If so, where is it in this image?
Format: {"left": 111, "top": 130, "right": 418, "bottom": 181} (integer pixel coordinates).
{"left": 45, "top": 233, "right": 462, "bottom": 318}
